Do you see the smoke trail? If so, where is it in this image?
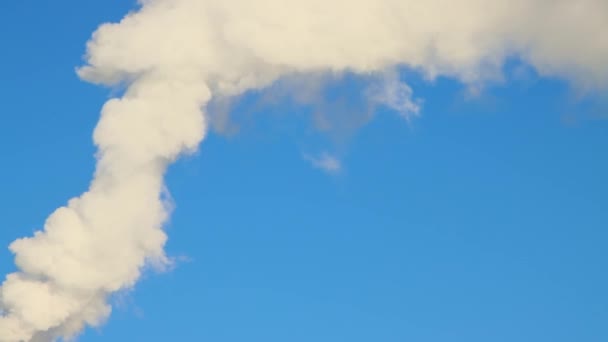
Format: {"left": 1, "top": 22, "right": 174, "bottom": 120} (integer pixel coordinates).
{"left": 1, "top": 0, "right": 606, "bottom": 340}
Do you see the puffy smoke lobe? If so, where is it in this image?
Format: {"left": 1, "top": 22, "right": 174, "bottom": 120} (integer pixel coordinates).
{"left": 1, "top": 0, "right": 607, "bottom": 340}
{"left": 0, "top": 74, "right": 210, "bottom": 341}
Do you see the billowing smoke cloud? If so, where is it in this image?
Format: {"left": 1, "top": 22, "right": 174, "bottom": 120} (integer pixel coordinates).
{"left": 1, "top": 0, "right": 606, "bottom": 340}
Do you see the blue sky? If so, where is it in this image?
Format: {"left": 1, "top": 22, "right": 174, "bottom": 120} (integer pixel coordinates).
{"left": 1, "top": 1, "right": 608, "bottom": 341}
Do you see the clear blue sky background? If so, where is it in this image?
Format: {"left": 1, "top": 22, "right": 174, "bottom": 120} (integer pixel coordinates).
{"left": 1, "top": 2, "right": 607, "bottom": 341}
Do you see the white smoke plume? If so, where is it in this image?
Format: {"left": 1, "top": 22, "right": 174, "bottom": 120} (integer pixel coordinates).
{"left": 1, "top": 0, "right": 606, "bottom": 340}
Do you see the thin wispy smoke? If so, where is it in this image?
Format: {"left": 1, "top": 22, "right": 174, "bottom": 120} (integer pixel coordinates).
{"left": 304, "top": 152, "right": 342, "bottom": 174}
{"left": 1, "top": 0, "right": 607, "bottom": 340}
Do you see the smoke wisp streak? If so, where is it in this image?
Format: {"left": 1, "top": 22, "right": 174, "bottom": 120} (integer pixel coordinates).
{"left": 1, "top": 0, "right": 606, "bottom": 340}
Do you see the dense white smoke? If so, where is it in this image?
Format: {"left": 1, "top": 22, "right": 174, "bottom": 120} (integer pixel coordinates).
{"left": 1, "top": 0, "right": 606, "bottom": 340}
